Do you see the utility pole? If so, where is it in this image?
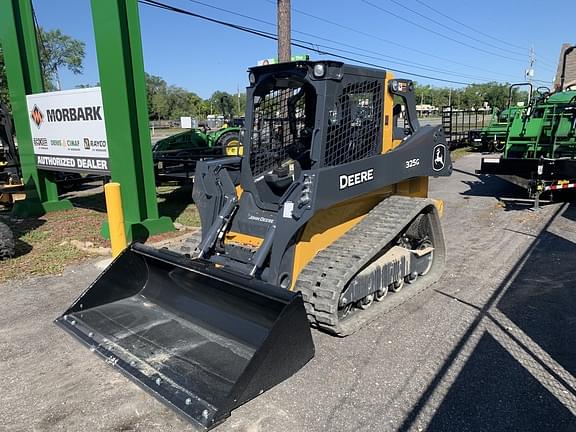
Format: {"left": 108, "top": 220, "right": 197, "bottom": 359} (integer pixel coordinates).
{"left": 237, "top": 84, "right": 240, "bottom": 115}
{"left": 525, "top": 46, "right": 535, "bottom": 84}
{"left": 277, "top": 0, "right": 291, "bottom": 62}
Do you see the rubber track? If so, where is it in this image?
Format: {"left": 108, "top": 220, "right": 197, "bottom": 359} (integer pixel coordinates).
{"left": 295, "top": 195, "right": 446, "bottom": 336}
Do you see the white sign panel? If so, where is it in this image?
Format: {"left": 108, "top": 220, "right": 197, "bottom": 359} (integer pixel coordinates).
{"left": 180, "top": 116, "right": 192, "bottom": 129}
{"left": 26, "top": 87, "right": 110, "bottom": 174}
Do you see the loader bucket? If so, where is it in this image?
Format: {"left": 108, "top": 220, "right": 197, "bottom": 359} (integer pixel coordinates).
{"left": 55, "top": 243, "right": 314, "bottom": 430}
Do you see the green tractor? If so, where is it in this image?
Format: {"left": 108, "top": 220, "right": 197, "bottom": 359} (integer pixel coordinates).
{"left": 153, "top": 93, "right": 244, "bottom": 180}
{"left": 153, "top": 124, "right": 242, "bottom": 158}
{"left": 479, "top": 46, "right": 576, "bottom": 199}
{"left": 474, "top": 106, "right": 520, "bottom": 152}
{"left": 472, "top": 83, "right": 532, "bottom": 152}
{"left": 153, "top": 124, "right": 242, "bottom": 181}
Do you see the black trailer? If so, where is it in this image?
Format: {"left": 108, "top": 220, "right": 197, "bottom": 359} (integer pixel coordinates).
{"left": 478, "top": 156, "right": 576, "bottom": 204}
{"left": 442, "top": 107, "right": 490, "bottom": 149}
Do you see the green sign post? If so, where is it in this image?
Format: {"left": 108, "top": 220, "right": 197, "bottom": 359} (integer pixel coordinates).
{"left": 0, "top": 0, "right": 73, "bottom": 217}
{"left": 1, "top": 0, "right": 173, "bottom": 240}
{"left": 91, "top": 0, "right": 173, "bottom": 240}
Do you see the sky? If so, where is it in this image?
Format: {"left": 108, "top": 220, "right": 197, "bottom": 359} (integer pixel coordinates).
{"left": 32, "top": 0, "right": 575, "bottom": 99}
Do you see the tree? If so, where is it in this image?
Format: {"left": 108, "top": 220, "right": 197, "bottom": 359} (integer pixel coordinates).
{"left": 145, "top": 73, "right": 219, "bottom": 120}
{"left": 38, "top": 28, "right": 85, "bottom": 91}
{"left": 0, "top": 28, "right": 85, "bottom": 107}
{"left": 208, "top": 90, "right": 246, "bottom": 118}
{"left": 412, "top": 81, "right": 526, "bottom": 111}
{"left": 145, "top": 73, "right": 169, "bottom": 119}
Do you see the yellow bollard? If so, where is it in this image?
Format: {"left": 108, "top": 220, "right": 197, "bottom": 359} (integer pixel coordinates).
{"left": 104, "top": 182, "right": 127, "bottom": 257}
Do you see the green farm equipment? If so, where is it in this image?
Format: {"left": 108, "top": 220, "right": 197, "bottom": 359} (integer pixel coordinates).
{"left": 473, "top": 106, "right": 520, "bottom": 152}
{"left": 153, "top": 125, "right": 242, "bottom": 158}
{"left": 479, "top": 46, "right": 576, "bottom": 199}
{"left": 153, "top": 91, "right": 243, "bottom": 180}
{"left": 471, "top": 83, "right": 532, "bottom": 152}
{"left": 153, "top": 125, "right": 242, "bottom": 181}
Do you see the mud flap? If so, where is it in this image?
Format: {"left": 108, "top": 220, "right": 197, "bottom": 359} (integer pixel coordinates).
{"left": 55, "top": 243, "right": 314, "bottom": 430}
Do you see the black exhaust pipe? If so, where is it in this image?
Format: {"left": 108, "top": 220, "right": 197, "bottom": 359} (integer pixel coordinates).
{"left": 56, "top": 243, "right": 314, "bottom": 430}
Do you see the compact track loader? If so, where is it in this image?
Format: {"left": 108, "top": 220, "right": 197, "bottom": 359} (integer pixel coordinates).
{"left": 57, "top": 61, "right": 452, "bottom": 430}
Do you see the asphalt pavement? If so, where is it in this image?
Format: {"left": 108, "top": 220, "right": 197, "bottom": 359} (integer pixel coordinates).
{"left": 1, "top": 152, "right": 575, "bottom": 432}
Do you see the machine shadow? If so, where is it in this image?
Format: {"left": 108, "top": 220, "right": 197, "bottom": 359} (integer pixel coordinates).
{"left": 425, "top": 331, "right": 575, "bottom": 431}
{"left": 66, "top": 184, "right": 194, "bottom": 225}
{"left": 67, "top": 190, "right": 107, "bottom": 212}
{"left": 454, "top": 166, "right": 557, "bottom": 211}
{"left": 398, "top": 203, "right": 576, "bottom": 432}
{"left": 156, "top": 184, "right": 193, "bottom": 221}
{"left": 455, "top": 167, "right": 525, "bottom": 198}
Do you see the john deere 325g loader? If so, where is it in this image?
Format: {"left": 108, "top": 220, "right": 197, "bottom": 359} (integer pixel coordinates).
{"left": 57, "top": 61, "right": 452, "bottom": 430}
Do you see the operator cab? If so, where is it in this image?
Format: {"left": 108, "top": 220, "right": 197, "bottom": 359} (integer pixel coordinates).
{"left": 243, "top": 61, "right": 392, "bottom": 208}
{"left": 248, "top": 73, "right": 316, "bottom": 204}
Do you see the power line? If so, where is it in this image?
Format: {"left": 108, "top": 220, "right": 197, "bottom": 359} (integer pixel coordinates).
{"left": 362, "top": 0, "right": 537, "bottom": 64}
{"left": 414, "top": 0, "right": 526, "bottom": 52}
{"left": 138, "top": 0, "right": 474, "bottom": 85}
{"left": 294, "top": 40, "right": 501, "bottom": 82}
{"left": 188, "top": 0, "right": 526, "bottom": 83}
{"left": 265, "top": 0, "right": 523, "bottom": 81}
{"left": 185, "top": 0, "right": 507, "bottom": 82}
{"left": 187, "top": 0, "right": 273, "bottom": 28}
{"left": 387, "top": 0, "right": 525, "bottom": 59}
{"left": 412, "top": 0, "right": 558, "bottom": 69}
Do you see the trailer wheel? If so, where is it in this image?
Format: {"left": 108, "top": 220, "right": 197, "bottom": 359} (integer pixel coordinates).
{"left": 493, "top": 140, "right": 505, "bottom": 152}
{"left": 0, "top": 221, "right": 15, "bottom": 260}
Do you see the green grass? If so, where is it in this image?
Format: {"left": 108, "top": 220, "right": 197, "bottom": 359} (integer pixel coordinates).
{"left": 21, "top": 229, "right": 51, "bottom": 242}
{"left": 156, "top": 184, "right": 200, "bottom": 227}
{"left": 0, "top": 184, "right": 201, "bottom": 283}
{"left": 0, "top": 208, "right": 107, "bottom": 283}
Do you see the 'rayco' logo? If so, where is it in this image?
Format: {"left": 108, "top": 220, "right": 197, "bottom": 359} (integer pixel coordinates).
{"left": 83, "top": 137, "right": 107, "bottom": 151}
{"left": 30, "top": 105, "right": 44, "bottom": 129}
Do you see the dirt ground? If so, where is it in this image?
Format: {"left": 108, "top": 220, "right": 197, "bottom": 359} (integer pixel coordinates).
{"left": 0, "top": 184, "right": 199, "bottom": 283}
{"left": 1, "top": 152, "right": 575, "bottom": 432}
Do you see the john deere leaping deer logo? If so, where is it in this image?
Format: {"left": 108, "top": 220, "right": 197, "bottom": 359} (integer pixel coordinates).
{"left": 433, "top": 144, "right": 446, "bottom": 171}
{"left": 30, "top": 105, "right": 44, "bottom": 129}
